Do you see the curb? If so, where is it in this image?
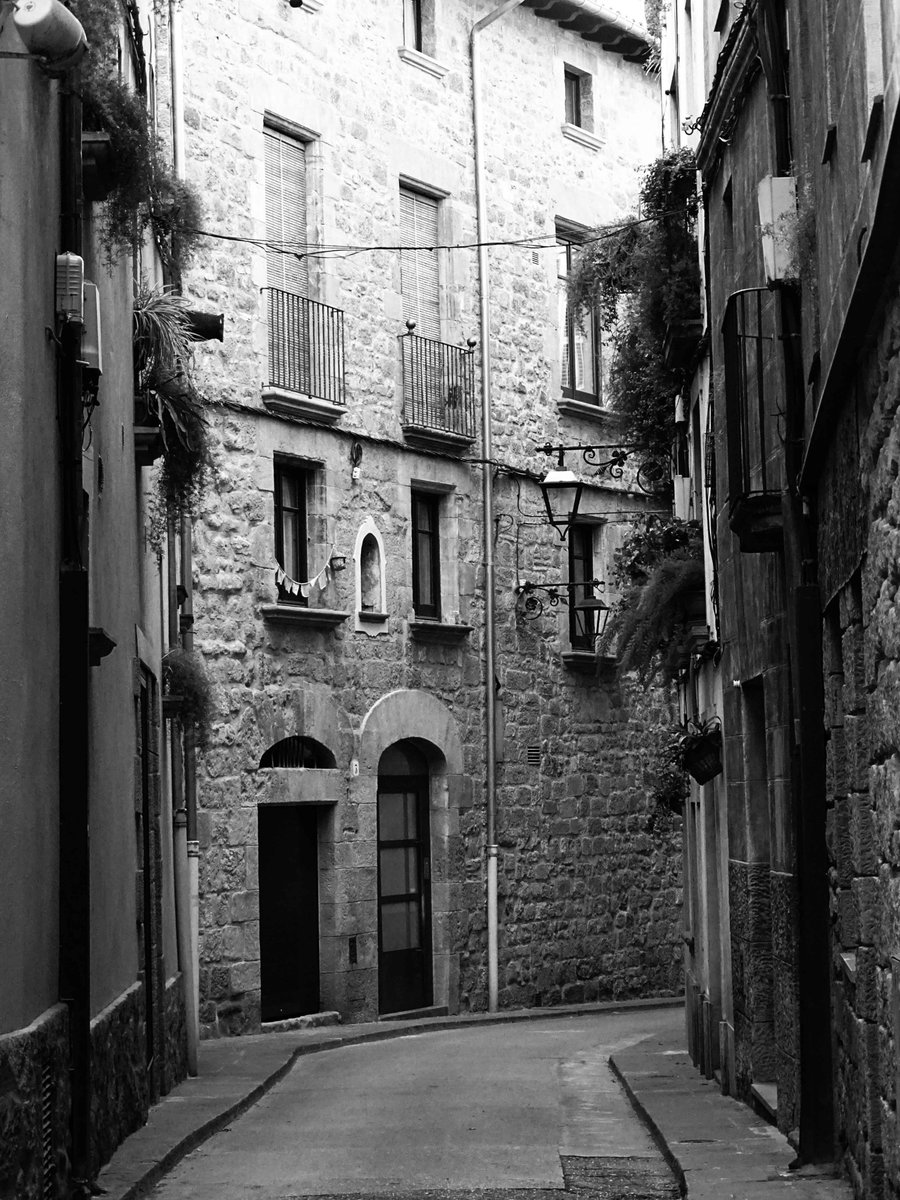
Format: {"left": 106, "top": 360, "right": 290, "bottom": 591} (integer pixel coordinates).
{"left": 110, "top": 996, "right": 685, "bottom": 1200}
{"left": 608, "top": 1051, "right": 688, "bottom": 1200}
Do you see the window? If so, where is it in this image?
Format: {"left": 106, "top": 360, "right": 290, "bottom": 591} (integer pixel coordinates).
{"left": 411, "top": 491, "right": 441, "bottom": 619}
{"left": 400, "top": 186, "right": 441, "bottom": 340}
{"left": 403, "top": 0, "right": 422, "bottom": 50}
{"left": 557, "top": 233, "right": 600, "bottom": 404}
{"left": 568, "top": 525, "right": 596, "bottom": 650}
{"left": 564, "top": 69, "right": 582, "bottom": 126}
{"left": 275, "top": 462, "right": 310, "bottom": 605}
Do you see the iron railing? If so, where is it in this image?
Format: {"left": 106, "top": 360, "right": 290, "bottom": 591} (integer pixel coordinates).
{"left": 723, "top": 287, "right": 786, "bottom": 505}
{"left": 264, "top": 288, "right": 346, "bottom": 406}
{"left": 400, "top": 326, "right": 477, "bottom": 441}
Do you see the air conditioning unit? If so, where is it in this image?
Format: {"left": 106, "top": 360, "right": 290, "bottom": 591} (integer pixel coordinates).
{"left": 82, "top": 282, "right": 102, "bottom": 375}
{"left": 56, "top": 253, "right": 84, "bottom": 323}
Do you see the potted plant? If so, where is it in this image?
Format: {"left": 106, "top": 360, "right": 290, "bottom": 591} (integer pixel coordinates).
{"left": 162, "top": 647, "right": 213, "bottom": 750}
{"left": 133, "top": 286, "right": 212, "bottom": 541}
{"left": 667, "top": 716, "right": 723, "bottom": 784}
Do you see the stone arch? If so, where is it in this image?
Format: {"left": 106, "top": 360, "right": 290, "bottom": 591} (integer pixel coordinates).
{"left": 358, "top": 689, "right": 464, "bottom": 775}
{"left": 253, "top": 687, "right": 352, "bottom": 769}
{"left": 356, "top": 690, "right": 468, "bottom": 1018}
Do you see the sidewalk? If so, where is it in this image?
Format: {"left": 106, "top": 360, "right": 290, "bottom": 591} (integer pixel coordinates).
{"left": 610, "top": 1031, "right": 854, "bottom": 1200}
{"left": 96, "top": 1000, "right": 853, "bottom": 1200}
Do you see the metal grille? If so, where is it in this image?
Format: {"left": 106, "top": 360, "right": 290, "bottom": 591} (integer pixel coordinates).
{"left": 401, "top": 331, "right": 476, "bottom": 440}
{"left": 265, "top": 288, "right": 346, "bottom": 405}
{"left": 723, "top": 287, "right": 785, "bottom": 504}
{"left": 40, "top": 1064, "right": 55, "bottom": 1200}
{"left": 260, "top": 735, "right": 336, "bottom": 769}
{"left": 526, "top": 745, "right": 541, "bottom": 767}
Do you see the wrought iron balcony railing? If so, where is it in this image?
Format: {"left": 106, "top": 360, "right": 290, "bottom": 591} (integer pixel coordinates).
{"left": 264, "top": 288, "right": 346, "bottom": 407}
{"left": 400, "top": 323, "right": 477, "bottom": 443}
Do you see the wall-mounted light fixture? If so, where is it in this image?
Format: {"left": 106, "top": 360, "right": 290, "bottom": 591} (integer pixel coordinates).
{"left": 539, "top": 449, "right": 583, "bottom": 539}
{"left": 515, "top": 578, "right": 610, "bottom": 637}
{"left": 538, "top": 442, "right": 669, "bottom": 527}
{"left": 329, "top": 550, "right": 348, "bottom": 572}
{"left": 349, "top": 441, "right": 363, "bottom": 482}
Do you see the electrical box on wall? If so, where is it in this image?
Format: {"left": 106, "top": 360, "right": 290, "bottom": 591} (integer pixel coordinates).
{"left": 81, "top": 282, "right": 103, "bottom": 375}
{"left": 56, "top": 253, "right": 84, "bottom": 323}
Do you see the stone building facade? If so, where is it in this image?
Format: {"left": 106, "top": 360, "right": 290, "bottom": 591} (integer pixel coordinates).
{"left": 661, "top": 0, "right": 900, "bottom": 1195}
{"left": 178, "top": 0, "right": 684, "bottom": 1033}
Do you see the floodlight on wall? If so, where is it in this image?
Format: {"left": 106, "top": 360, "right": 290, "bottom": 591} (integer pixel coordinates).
{"left": 539, "top": 449, "right": 583, "bottom": 540}
{"left": 12, "top": 0, "right": 87, "bottom": 70}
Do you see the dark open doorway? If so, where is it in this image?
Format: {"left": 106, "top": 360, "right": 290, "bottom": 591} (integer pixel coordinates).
{"left": 258, "top": 804, "right": 320, "bottom": 1022}
{"left": 377, "top": 740, "right": 432, "bottom": 1014}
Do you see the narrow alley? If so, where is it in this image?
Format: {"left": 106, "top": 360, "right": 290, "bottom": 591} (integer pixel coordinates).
{"left": 97, "top": 1005, "right": 852, "bottom": 1200}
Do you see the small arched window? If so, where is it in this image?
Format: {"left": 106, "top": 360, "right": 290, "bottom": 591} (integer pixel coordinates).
{"left": 259, "top": 735, "right": 336, "bottom": 769}
{"left": 360, "top": 534, "right": 382, "bottom": 612}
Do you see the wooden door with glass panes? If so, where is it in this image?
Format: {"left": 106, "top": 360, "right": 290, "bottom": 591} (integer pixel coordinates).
{"left": 377, "top": 744, "right": 432, "bottom": 1014}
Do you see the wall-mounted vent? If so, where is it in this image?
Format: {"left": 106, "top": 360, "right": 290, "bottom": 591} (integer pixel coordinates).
{"left": 526, "top": 745, "right": 541, "bottom": 767}
{"left": 531, "top": 250, "right": 540, "bottom": 265}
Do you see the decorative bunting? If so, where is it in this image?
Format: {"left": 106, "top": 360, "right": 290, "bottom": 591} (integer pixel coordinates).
{"left": 274, "top": 546, "right": 338, "bottom": 597}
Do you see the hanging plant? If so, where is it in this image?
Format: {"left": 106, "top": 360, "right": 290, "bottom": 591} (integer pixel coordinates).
{"left": 71, "top": 0, "right": 203, "bottom": 275}
{"left": 665, "top": 716, "right": 723, "bottom": 784}
{"left": 133, "top": 286, "right": 212, "bottom": 544}
{"left": 163, "top": 648, "right": 214, "bottom": 750}
{"left": 599, "top": 515, "right": 705, "bottom": 682}
{"left": 567, "top": 149, "right": 701, "bottom": 464}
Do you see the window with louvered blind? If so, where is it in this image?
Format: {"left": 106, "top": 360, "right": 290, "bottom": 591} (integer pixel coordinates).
{"left": 265, "top": 126, "right": 308, "bottom": 297}
{"left": 400, "top": 187, "right": 441, "bottom": 340}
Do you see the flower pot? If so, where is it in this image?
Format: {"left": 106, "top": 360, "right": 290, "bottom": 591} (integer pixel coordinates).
{"left": 682, "top": 730, "right": 723, "bottom": 784}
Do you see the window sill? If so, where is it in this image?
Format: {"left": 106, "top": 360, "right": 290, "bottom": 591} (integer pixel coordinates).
{"left": 401, "top": 424, "right": 475, "bottom": 454}
{"left": 261, "top": 605, "right": 349, "bottom": 630}
{"left": 561, "top": 123, "right": 603, "bottom": 151}
{"left": 358, "top": 610, "right": 389, "bottom": 624}
{"left": 556, "top": 397, "right": 611, "bottom": 423}
{"left": 409, "top": 619, "right": 473, "bottom": 644}
{"left": 561, "top": 649, "right": 598, "bottom": 673}
{"left": 262, "top": 387, "right": 346, "bottom": 425}
{"left": 397, "top": 46, "right": 449, "bottom": 79}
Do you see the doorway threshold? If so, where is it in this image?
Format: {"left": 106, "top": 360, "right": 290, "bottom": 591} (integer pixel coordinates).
{"left": 750, "top": 1080, "right": 778, "bottom": 1124}
{"left": 379, "top": 1005, "right": 449, "bottom": 1022}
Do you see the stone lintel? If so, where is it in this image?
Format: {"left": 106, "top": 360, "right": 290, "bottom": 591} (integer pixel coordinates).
{"left": 258, "top": 767, "right": 342, "bottom": 805}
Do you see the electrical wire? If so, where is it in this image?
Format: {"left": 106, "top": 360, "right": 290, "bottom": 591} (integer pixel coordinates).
{"left": 182, "top": 206, "right": 689, "bottom": 263}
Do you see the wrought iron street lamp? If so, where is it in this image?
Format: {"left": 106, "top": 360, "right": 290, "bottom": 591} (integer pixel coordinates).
{"left": 539, "top": 448, "right": 583, "bottom": 539}
{"left": 515, "top": 578, "right": 611, "bottom": 638}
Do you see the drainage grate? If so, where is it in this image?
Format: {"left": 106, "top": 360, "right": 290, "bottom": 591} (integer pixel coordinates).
{"left": 40, "top": 1063, "right": 55, "bottom": 1200}
{"left": 526, "top": 745, "right": 541, "bottom": 767}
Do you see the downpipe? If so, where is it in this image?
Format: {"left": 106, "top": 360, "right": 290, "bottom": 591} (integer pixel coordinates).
{"left": 470, "top": 0, "right": 524, "bottom": 1014}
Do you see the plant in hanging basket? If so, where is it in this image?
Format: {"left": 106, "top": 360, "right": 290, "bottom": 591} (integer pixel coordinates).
{"left": 666, "top": 716, "right": 723, "bottom": 784}
{"left": 162, "top": 648, "right": 213, "bottom": 749}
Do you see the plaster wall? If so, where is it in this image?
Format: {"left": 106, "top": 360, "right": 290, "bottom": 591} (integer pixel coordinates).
{"left": 0, "top": 56, "right": 62, "bottom": 1037}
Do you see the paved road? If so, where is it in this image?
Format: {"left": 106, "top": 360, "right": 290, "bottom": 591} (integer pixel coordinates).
{"left": 148, "top": 1009, "right": 679, "bottom": 1200}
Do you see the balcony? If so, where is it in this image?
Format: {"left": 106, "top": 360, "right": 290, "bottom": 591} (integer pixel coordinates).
{"left": 262, "top": 288, "right": 346, "bottom": 423}
{"left": 723, "top": 288, "right": 786, "bottom": 552}
{"left": 400, "top": 325, "right": 477, "bottom": 452}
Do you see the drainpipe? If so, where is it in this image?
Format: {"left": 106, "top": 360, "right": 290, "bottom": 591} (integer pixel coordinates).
{"left": 180, "top": 516, "right": 200, "bottom": 1054}
{"left": 167, "top": 515, "right": 197, "bottom": 1074}
{"left": 57, "top": 68, "right": 92, "bottom": 1191}
{"left": 167, "top": 0, "right": 200, "bottom": 1057}
{"left": 471, "top": 0, "right": 524, "bottom": 1014}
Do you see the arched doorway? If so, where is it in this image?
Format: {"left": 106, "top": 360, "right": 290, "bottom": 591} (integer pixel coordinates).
{"left": 377, "top": 740, "right": 433, "bottom": 1014}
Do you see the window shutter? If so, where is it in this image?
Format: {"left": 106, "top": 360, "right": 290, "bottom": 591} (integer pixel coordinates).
{"left": 265, "top": 129, "right": 308, "bottom": 297}
{"left": 400, "top": 188, "right": 440, "bottom": 340}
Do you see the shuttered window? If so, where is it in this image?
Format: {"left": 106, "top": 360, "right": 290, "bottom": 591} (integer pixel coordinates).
{"left": 400, "top": 187, "right": 440, "bottom": 340}
{"left": 265, "top": 127, "right": 308, "bottom": 297}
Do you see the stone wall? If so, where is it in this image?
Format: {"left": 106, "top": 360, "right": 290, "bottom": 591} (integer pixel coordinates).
{"left": 0, "top": 1005, "right": 69, "bottom": 1200}
{"left": 178, "top": 0, "right": 683, "bottom": 1033}
{"left": 818, "top": 275, "right": 900, "bottom": 1200}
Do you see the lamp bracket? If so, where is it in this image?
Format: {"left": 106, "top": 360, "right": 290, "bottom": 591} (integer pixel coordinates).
{"left": 515, "top": 577, "right": 606, "bottom": 621}
{"left": 538, "top": 442, "right": 668, "bottom": 493}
